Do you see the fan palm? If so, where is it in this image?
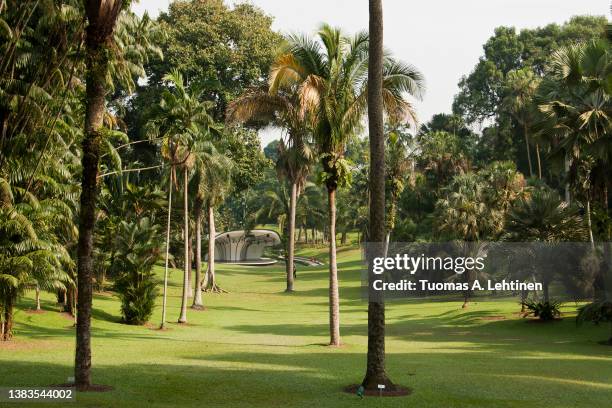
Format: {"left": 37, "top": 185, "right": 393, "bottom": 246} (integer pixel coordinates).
{"left": 270, "top": 24, "right": 424, "bottom": 345}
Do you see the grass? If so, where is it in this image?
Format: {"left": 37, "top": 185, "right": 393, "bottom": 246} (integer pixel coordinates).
{"left": 1, "top": 245, "right": 611, "bottom": 408}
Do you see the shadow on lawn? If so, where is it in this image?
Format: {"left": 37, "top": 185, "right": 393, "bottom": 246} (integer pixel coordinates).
{"left": 3, "top": 348, "right": 611, "bottom": 408}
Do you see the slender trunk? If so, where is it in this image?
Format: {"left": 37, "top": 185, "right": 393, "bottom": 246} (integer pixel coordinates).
{"left": 535, "top": 144, "right": 542, "bottom": 180}
{"left": 75, "top": 3, "right": 119, "bottom": 385}
{"left": 35, "top": 285, "right": 41, "bottom": 311}
{"left": 192, "top": 198, "right": 204, "bottom": 309}
{"left": 543, "top": 281, "right": 550, "bottom": 303}
{"left": 286, "top": 182, "right": 297, "bottom": 292}
{"left": 178, "top": 167, "right": 189, "bottom": 323}
{"left": 328, "top": 187, "right": 340, "bottom": 346}
{"left": 160, "top": 171, "right": 173, "bottom": 328}
{"left": 362, "top": 0, "right": 394, "bottom": 390}
{"left": 205, "top": 204, "right": 217, "bottom": 290}
{"left": 341, "top": 230, "right": 347, "bottom": 245}
{"left": 564, "top": 152, "right": 571, "bottom": 204}
{"left": 297, "top": 226, "right": 302, "bottom": 243}
{"left": 587, "top": 199, "right": 595, "bottom": 250}
{"left": 187, "top": 230, "right": 193, "bottom": 298}
{"left": 524, "top": 124, "right": 533, "bottom": 178}
{"left": 1, "top": 295, "right": 13, "bottom": 341}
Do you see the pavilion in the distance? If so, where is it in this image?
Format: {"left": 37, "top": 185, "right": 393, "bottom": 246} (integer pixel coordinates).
{"left": 213, "top": 229, "right": 281, "bottom": 266}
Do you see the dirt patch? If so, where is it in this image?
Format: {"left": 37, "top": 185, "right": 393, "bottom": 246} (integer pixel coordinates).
{"left": 0, "top": 339, "right": 57, "bottom": 351}
{"left": 59, "top": 312, "right": 75, "bottom": 321}
{"left": 54, "top": 383, "right": 114, "bottom": 392}
{"left": 525, "top": 317, "right": 563, "bottom": 324}
{"left": 344, "top": 384, "right": 412, "bottom": 397}
{"left": 24, "top": 309, "right": 46, "bottom": 315}
{"left": 479, "top": 315, "right": 506, "bottom": 321}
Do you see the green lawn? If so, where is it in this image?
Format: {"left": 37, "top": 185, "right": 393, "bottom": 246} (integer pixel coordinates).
{"left": 2, "top": 245, "right": 611, "bottom": 408}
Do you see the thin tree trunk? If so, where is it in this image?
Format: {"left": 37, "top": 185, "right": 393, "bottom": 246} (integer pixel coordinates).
{"left": 328, "top": 187, "right": 340, "bottom": 346}
{"left": 178, "top": 167, "right": 189, "bottom": 323}
{"left": 524, "top": 124, "right": 533, "bottom": 178}
{"left": 362, "top": 0, "right": 394, "bottom": 391}
{"left": 297, "top": 226, "right": 302, "bottom": 243}
{"left": 75, "top": 1, "right": 122, "bottom": 387}
{"left": 1, "top": 295, "right": 13, "bottom": 341}
{"left": 564, "top": 152, "right": 571, "bottom": 204}
{"left": 587, "top": 199, "right": 595, "bottom": 250}
{"left": 205, "top": 204, "right": 221, "bottom": 292}
{"left": 286, "top": 182, "right": 297, "bottom": 292}
{"left": 192, "top": 198, "right": 204, "bottom": 309}
{"left": 535, "top": 143, "right": 542, "bottom": 180}
{"left": 187, "top": 230, "right": 193, "bottom": 298}
{"left": 35, "top": 285, "right": 41, "bottom": 311}
{"left": 160, "top": 171, "right": 173, "bottom": 328}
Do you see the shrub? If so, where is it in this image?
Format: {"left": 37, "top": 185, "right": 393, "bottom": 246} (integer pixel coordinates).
{"left": 112, "top": 218, "right": 162, "bottom": 325}
{"left": 522, "top": 300, "right": 561, "bottom": 321}
{"left": 576, "top": 301, "right": 612, "bottom": 345}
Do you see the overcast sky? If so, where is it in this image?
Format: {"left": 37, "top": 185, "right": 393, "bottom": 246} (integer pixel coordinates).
{"left": 132, "top": 0, "right": 608, "bottom": 146}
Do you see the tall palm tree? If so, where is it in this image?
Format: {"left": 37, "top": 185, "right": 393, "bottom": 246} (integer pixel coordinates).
{"left": 193, "top": 140, "right": 233, "bottom": 294}
{"left": 362, "top": 0, "right": 394, "bottom": 391}
{"left": 228, "top": 84, "right": 313, "bottom": 292}
{"left": 76, "top": 0, "right": 124, "bottom": 389}
{"left": 145, "top": 70, "right": 215, "bottom": 326}
{"left": 502, "top": 68, "right": 541, "bottom": 178}
{"left": 271, "top": 24, "right": 424, "bottom": 346}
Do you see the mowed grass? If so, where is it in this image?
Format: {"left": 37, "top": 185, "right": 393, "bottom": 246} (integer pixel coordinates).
{"left": 1, "top": 244, "right": 611, "bottom": 408}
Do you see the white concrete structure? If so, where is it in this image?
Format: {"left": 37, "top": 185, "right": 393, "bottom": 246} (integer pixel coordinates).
{"left": 214, "top": 230, "right": 281, "bottom": 265}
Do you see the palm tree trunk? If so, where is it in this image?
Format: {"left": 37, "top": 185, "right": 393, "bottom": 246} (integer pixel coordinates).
{"left": 327, "top": 187, "right": 341, "bottom": 346}
{"left": 205, "top": 204, "right": 218, "bottom": 291}
{"left": 524, "top": 124, "right": 533, "bottom": 178}
{"left": 192, "top": 198, "right": 204, "bottom": 309}
{"left": 75, "top": 1, "right": 121, "bottom": 385}
{"left": 160, "top": 171, "right": 173, "bottom": 328}
{"left": 535, "top": 144, "right": 542, "bottom": 180}
{"left": 587, "top": 199, "right": 595, "bottom": 250}
{"left": 35, "top": 285, "right": 41, "bottom": 311}
{"left": 178, "top": 167, "right": 189, "bottom": 323}
{"left": 1, "top": 294, "right": 14, "bottom": 341}
{"left": 564, "top": 152, "right": 571, "bottom": 204}
{"left": 362, "top": 0, "right": 394, "bottom": 390}
{"left": 187, "top": 231, "right": 193, "bottom": 298}
{"left": 286, "top": 182, "right": 297, "bottom": 292}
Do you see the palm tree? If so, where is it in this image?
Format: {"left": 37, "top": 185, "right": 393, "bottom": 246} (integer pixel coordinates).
{"left": 228, "top": 83, "right": 313, "bottom": 292}
{"left": 76, "top": 0, "right": 124, "bottom": 389}
{"left": 502, "top": 68, "right": 541, "bottom": 178}
{"left": 193, "top": 141, "right": 233, "bottom": 294}
{"left": 271, "top": 24, "right": 424, "bottom": 346}
{"left": 145, "top": 70, "right": 215, "bottom": 326}
{"left": 505, "top": 188, "right": 588, "bottom": 301}
{"left": 362, "top": 0, "right": 394, "bottom": 390}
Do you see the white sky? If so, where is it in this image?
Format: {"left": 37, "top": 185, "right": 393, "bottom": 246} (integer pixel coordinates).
{"left": 132, "top": 0, "right": 608, "bottom": 146}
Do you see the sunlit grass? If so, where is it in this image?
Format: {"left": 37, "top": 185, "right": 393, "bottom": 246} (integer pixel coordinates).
{"left": 2, "top": 245, "right": 611, "bottom": 408}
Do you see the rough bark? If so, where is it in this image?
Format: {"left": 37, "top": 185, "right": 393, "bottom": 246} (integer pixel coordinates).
{"left": 361, "top": 0, "right": 394, "bottom": 390}
{"left": 75, "top": 0, "right": 121, "bottom": 385}
{"left": 286, "top": 182, "right": 297, "bottom": 292}
{"left": 178, "top": 167, "right": 189, "bottom": 323}
{"left": 328, "top": 187, "right": 340, "bottom": 346}
{"left": 192, "top": 198, "right": 204, "bottom": 309}
{"left": 160, "top": 171, "right": 173, "bottom": 328}
{"left": 1, "top": 294, "right": 14, "bottom": 341}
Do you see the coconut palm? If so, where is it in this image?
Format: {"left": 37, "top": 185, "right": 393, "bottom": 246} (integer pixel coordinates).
{"left": 145, "top": 70, "right": 215, "bottom": 326}
{"left": 227, "top": 82, "right": 314, "bottom": 292}
{"left": 192, "top": 140, "right": 233, "bottom": 295}
{"left": 271, "top": 24, "right": 424, "bottom": 345}
{"left": 502, "top": 68, "right": 541, "bottom": 178}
